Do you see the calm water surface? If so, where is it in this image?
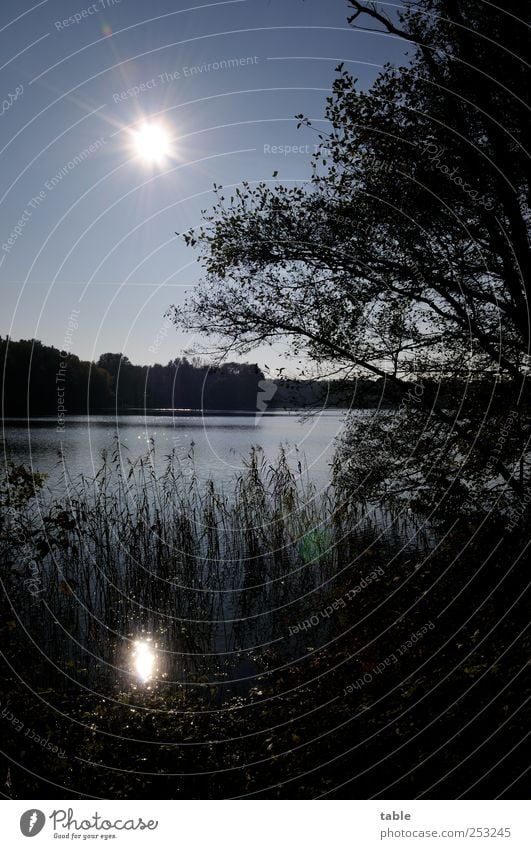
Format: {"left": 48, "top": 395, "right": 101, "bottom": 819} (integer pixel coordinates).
{"left": 2, "top": 410, "right": 350, "bottom": 490}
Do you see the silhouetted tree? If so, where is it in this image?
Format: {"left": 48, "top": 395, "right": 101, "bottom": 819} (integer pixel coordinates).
{"left": 170, "top": 0, "right": 530, "bottom": 515}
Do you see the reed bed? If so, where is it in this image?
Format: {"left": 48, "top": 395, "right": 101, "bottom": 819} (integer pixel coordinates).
{"left": 3, "top": 446, "right": 523, "bottom": 800}
{"left": 1, "top": 442, "right": 426, "bottom": 693}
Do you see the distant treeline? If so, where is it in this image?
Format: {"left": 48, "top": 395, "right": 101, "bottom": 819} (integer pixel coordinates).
{"left": 269, "top": 377, "right": 400, "bottom": 410}
{"left": 0, "top": 337, "right": 401, "bottom": 415}
{"left": 0, "top": 339, "right": 264, "bottom": 414}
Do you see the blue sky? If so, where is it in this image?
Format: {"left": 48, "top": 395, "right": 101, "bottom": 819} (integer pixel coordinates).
{"left": 0, "top": 0, "right": 406, "bottom": 375}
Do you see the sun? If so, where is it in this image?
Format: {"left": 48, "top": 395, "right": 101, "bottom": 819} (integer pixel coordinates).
{"left": 132, "top": 122, "right": 172, "bottom": 165}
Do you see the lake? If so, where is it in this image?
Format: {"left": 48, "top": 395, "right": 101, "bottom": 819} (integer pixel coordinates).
{"left": 2, "top": 408, "right": 430, "bottom": 695}
{"left": 2, "top": 410, "right": 349, "bottom": 491}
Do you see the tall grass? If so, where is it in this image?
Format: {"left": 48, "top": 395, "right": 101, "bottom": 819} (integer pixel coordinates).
{"left": 1, "top": 443, "right": 426, "bottom": 693}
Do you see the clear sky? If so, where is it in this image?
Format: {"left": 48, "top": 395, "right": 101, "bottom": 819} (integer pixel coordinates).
{"left": 0, "top": 0, "right": 406, "bottom": 375}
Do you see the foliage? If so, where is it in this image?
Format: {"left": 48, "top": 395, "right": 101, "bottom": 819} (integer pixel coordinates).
{"left": 1, "top": 337, "right": 113, "bottom": 415}
{"left": 0, "top": 461, "right": 47, "bottom": 512}
{"left": 169, "top": 0, "right": 530, "bottom": 515}
{"left": 0, "top": 337, "right": 265, "bottom": 413}
{"left": 0, "top": 449, "right": 528, "bottom": 799}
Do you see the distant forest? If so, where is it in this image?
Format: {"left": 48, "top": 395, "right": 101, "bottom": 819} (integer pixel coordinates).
{"left": 0, "top": 337, "right": 396, "bottom": 415}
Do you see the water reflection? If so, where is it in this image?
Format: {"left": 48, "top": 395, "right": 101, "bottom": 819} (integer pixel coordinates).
{"left": 2, "top": 412, "right": 342, "bottom": 489}
{"left": 132, "top": 640, "right": 156, "bottom": 684}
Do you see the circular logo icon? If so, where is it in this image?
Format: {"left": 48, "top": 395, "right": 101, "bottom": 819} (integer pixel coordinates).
{"left": 20, "top": 810, "right": 46, "bottom": 837}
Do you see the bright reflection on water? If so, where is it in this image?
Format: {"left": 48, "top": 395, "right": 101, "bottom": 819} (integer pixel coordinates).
{"left": 2, "top": 413, "right": 342, "bottom": 490}
{"left": 132, "top": 640, "right": 156, "bottom": 684}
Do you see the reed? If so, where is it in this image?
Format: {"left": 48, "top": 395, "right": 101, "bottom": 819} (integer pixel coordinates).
{"left": 1, "top": 442, "right": 425, "bottom": 692}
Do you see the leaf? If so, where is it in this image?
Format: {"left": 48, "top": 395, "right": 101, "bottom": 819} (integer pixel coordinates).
{"left": 464, "top": 665, "right": 485, "bottom": 677}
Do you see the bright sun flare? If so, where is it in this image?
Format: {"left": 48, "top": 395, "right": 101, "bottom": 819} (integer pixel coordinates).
{"left": 132, "top": 122, "right": 171, "bottom": 164}
{"left": 133, "top": 640, "right": 156, "bottom": 682}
